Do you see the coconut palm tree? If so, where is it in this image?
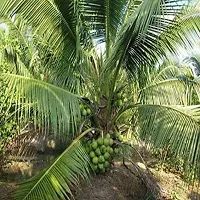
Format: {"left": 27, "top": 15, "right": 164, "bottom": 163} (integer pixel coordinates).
{"left": 1, "top": 0, "right": 200, "bottom": 199}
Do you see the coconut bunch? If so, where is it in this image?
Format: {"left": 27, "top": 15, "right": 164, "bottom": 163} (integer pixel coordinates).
{"left": 84, "top": 132, "right": 124, "bottom": 173}
{"left": 79, "top": 103, "right": 92, "bottom": 117}
{"left": 114, "top": 92, "right": 128, "bottom": 108}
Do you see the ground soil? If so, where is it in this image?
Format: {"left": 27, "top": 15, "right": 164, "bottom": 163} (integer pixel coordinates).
{"left": 0, "top": 155, "right": 200, "bottom": 200}
{"left": 149, "top": 168, "right": 200, "bottom": 200}
{"left": 73, "top": 164, "right": 149, "bottom": 200}
{"left": 0, "top": 182, "right": 16, "bottom": 200}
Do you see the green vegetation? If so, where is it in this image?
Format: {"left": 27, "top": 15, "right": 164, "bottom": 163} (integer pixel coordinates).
{"left": 0, "top": 0, "right": 200, "bottom": 199}
{"left": 0, "top": 60, "right": 19, "bottom": 159}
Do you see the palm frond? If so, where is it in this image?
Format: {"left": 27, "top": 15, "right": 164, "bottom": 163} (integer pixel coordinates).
{"left": 192, "top": 78, "right": 200, "bottom": 103}
{"left": 153, "top": 65, "right": 183, "bottom": 82}
{"left": 124, "top": 0, "right": 142, "bottom": 18}
{"left": 14, "top": 133, "right": 91, "bottom": 200}
{"left": 140, "top": 78, "right": 188, "bottom": 105}
{"left": 0, "top": 15, "right": 32, "bottom": 63}
{"left": 124, "top": 0, "right": 194, "bottom": 72}
{"left": 184, "top": 56, "right": 200, "bottom": 76}
{"left": 0, "top": 0, "right": 76, "bottom": 63}
{"left": 140, "top": 65, "right": 196, "bottom": 105}
{"left": 137, "top": 103, "right": 200, "bottom": 182}
{"left": 103, "top": 0, "right": 200, "bottom": 78}
{"left": 79, "top": 0, "right": 129, "bottom": 49}
{"left": 2, "top": 73, "right": 81, "bottom": 138}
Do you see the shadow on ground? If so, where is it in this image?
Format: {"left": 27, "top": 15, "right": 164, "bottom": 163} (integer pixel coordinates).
{"left": 188, "top": 191, "right": 200, "bottom": 200}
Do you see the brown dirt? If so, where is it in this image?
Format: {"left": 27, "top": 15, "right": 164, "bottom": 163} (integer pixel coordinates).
{"left": 73, "top": 163, "right": 200, "bottom": 200}
{"left": 150, "top": 168, "right": 200, "bottom": 200}
{"left": 0, "top": 182, "right": 16, "bottom": 200}
{"left": 0, "top": 156, "right": 200, "bottom": 200}
{"left": 73, "top": 164, "right": 149, "bottom": 200}
{"left": 0, "top": 162, "right": 150, "bottom": 200}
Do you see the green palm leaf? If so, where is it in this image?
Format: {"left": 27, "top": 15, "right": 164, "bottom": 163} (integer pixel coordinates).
{"left": 153, "top": 66, "right": 185, "bottom": 82}
{"left": 184, "top": 56, "right": 200, "bottom": 76}
{"left": 79, "top": 0, "right": 128, "bottom": 55}
{"left": 192, "top": 78, "right": 200, "bottom": 103}
{"left": 14, "top": 131, "right": 91, "bottom": 200}
{"left": 0, "top": 15, "right": 32, "bottom": 62}
{"left": 103, "top": 0, "right": 199, "bottom": 76}
{"left": 139, "top": 64, "right": 197, "bottom": 105}
{"left": 0, "top": 0, "right": 76, "bottom": 62}
{"left": 138, "top": 104, "right": 200, "bottom": 182}
{"left": 140, "top": 78, "right": 188, "bottom": 105}
{"left": 2, "top": 73, "right": 81, "bottom": 137}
